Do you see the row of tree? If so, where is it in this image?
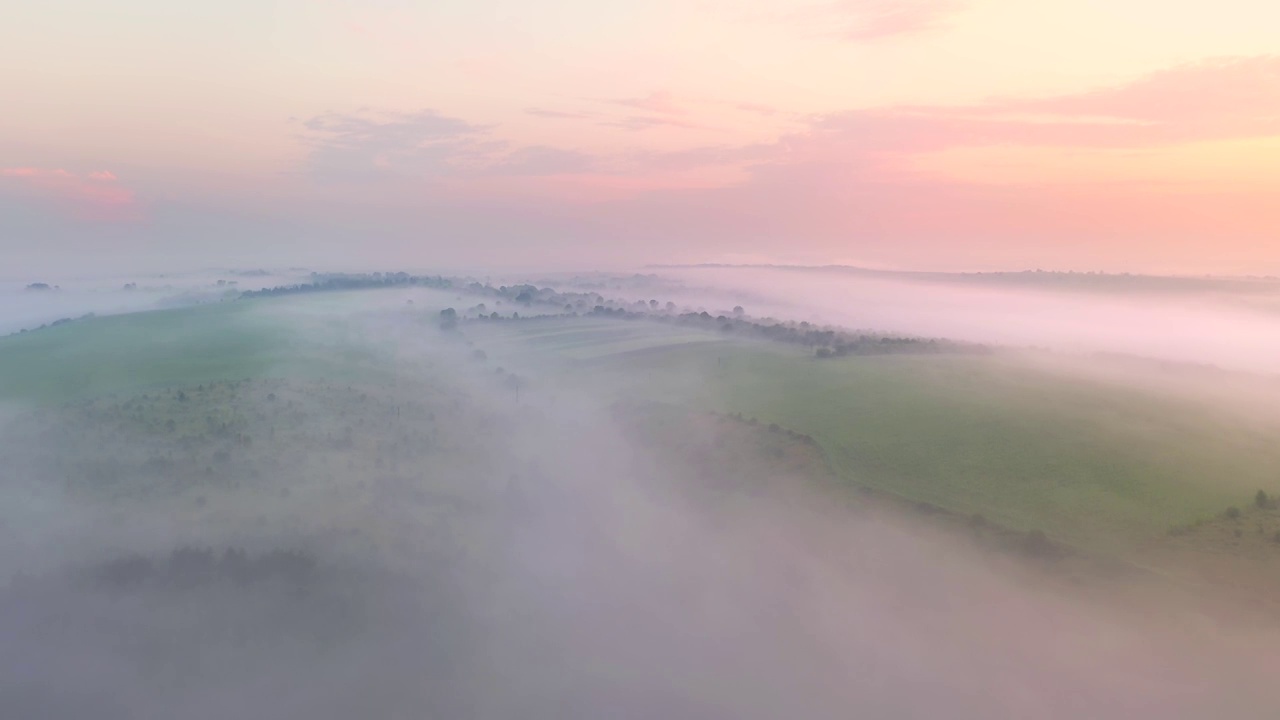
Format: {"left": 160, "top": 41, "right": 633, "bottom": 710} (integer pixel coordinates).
{"left": 585, "top": 306, "right": 988, "bottom": 356}
{"left": 239, "top": 272, "right": 454, "bottom": 298}
{"left": 244, "top": 271, "right": 980, "bottom": 356}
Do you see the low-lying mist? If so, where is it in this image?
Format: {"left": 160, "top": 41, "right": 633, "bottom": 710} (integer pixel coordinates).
{"left": 4, "top": 283, "right": 1280, "bottom": 718}
{"left": 655, "top": 266, "right": 1280, "bottom": 374}
{"left": 0, "top": 270, "right": 309, "bottom": 336}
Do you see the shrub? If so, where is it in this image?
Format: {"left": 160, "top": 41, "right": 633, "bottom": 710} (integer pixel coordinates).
{"left": 1225, "top": 506, "right": 1242, "bottom": 520}
{"left": 1257, "top": 490, "right": 1271, "bottom": 509}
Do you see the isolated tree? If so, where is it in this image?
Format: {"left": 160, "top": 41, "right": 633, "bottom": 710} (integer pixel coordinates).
{"left": 733, "top": 305, "right": 744, "bottom": 316}
{"left": 439, "top": 307, "right": 458, "bottom": 331}
{"left": 1257, "top": 489, "right": 1270, "bottom": 509}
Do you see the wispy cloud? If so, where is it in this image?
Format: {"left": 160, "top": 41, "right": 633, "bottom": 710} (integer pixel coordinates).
{"left": 526, "top": 108, "right": 593, "bottom": 120}
{"left": 790, "top": 55, "right": 1280, "bottom": 163}
{"left": 1010, "top": 55, "right": 1280, "bottom": 131}
{"left": 1, "top": 167, "right": 140, "bottom": 222}
{"left": 598, "top": 115, "right": 703, "bottom": 132}
{"left": 629, "top": 143, "right": 777, "bottom": 173}
{"left": 727, "top": 0, "right": 965, "bottom": 42}
{"left": 299, "top": 109, "right": 498, "bottom": 181}
{"left": 281, "top": 54, "right": 1280, "bottom": 270}
{"left": 733, "top": 101, "right": 779, "bottom": 116}
{"left": 832, "top": 0, "right": 964, "bottom": 41}
{"left": 299, "top": 109, "right": 603, "bottom": 180}
{"left": 485, "top": 146, "right": 598, "bottom": 176}
{"left": 606, "top": 91, "right": 686, "bottom": 115}
{"left": 545, "top": 56, "right": 1280, "bottom": 266}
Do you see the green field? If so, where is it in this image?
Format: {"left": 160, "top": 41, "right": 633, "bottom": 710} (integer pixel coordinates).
{"left": 0, "top": 301, "right": 319, "bottom": 405}
{"left": 0, "top": 296, "right": 421, "bottom": 405}
{"left": 467, "top": 314, "right": 1280, "bottom": 556}
{"left": 5, "top": 294, "right": 1280, "bottom": 565}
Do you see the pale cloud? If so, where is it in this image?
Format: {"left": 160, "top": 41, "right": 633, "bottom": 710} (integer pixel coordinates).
{"left": 300, "top": 109, "right": 603, "bottom": 180}
{"left": 295, "top": 56, "right": 1280, "bottom": 198}
{"left": 300, "top": 109, "right": 496, "bottom": 181}
{"left": 525, "top": 108, "right": 593, "bottom": 120}
{"left": 728, "top": 0, "right": 965, "bottom": 42}
{"left": 1, "top": 167, "right": 139, "bottom": 222}
{"left": 607, "top": 91, "right": 686, "bottom": 115}
{"left": 485, "top": 146, "right": 597, "bottom": 176}
{"left": 1011, "top": 55, "right": 1280, "bottom": 130}
{"left": 629, "top": 143, "right": 777, "bottom": 173}
{"left": 296, "top": 55, "right": 1280, "bottom": 199}
{"left": 833, "top": 0, "right": 965, "bottom": 41}
{"left": 599, "top": 115, "right": 704, "bottom": 131}
{"left": 266, "top": 54, "right": 1280, "bottom": 272}
{"left": 733, "top": 101, "right": 779, "bottom": 116}
{"left": 795, "top": 55, "right": 1280, "bottom": 164}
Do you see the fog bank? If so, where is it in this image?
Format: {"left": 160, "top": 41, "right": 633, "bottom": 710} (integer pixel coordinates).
{"left": 658, "top": 266, "right": 1280, "bottom": 374}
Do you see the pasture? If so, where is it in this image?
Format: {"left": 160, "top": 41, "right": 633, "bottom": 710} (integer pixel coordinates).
{"left": 5, "top": 292, "right": 1280, "bottom": 568}
{"left": 468, "top": 313, "right": 1280, "bottom": 557}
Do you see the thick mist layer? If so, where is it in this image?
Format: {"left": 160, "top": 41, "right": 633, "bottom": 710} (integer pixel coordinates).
{"left": 658, "top": 266, "right": 1280, "bottom": 374}
{"left": 0, "top": 271, "right": 308, "bottom": 336}
{"left": 5, "top": 294, "right": 1280, "bottom": 718}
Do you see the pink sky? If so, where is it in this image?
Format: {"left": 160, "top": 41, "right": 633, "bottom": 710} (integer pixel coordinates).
{"left": 3, "top": 0, "right": 1279, "bottom": 274}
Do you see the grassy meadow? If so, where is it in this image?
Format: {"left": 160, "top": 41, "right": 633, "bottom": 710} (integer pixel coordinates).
{"left": 5, "top": 292, "right": 1280, "bottom": 571}
{"left": 467, "top": 314, "right": 1280, "bottom": 558}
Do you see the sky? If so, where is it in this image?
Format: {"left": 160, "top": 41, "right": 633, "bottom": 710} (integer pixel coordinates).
{"left": 3, "top": 0, "right": 1279, "bottom": 275}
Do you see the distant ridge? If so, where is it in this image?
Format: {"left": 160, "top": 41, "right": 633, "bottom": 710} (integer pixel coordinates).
{"left": 646, "top": 263, "right": 1280, "bottom": 293}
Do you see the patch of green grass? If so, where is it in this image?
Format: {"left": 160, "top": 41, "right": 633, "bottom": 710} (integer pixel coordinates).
{"left": 475, "top": 316, "right": 1280, "bottom": 554}
{"left": 0, "top": 303, "right": 283, "bottom": 404}
{"left": 11, "top": 301, "right": 1279, "bottom": 561}
{"left": 700, "top": 351, "right": 1276, "bottom": 551}
{"left": 0, "top": 299, "right": 406, "bottom": 405}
